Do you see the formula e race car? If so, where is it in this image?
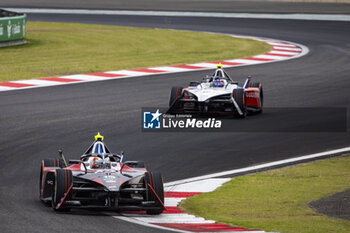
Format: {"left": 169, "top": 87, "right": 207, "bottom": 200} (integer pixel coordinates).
{"left": 39, "top": 133, "right": 164, "bottom": 214}
{"left": 168, "top": 63, "right": 263, "bottom": 118}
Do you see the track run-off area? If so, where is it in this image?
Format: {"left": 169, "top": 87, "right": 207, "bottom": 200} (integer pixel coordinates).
{"left": 115, "top": 147, "right": 350, "bottom": 233}
{"left": 0, "top": 3, "right": 349, "bottom": 233}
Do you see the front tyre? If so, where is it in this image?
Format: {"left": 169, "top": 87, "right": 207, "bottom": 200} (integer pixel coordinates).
{"left": 233, "top": 88, "right": 247, "bottom": 118}
{"left": 40, "top": 158, "right": 64, "bottom": 201}
{"left": 51, "top": 169, "right": 73, "bottom": 212}
{"left": 169, "top": 86, "right": 183, "bottom": 109}
{"left": 43, "top": 158, "right": 64, "bottom": 168}
{"left": 144, "top": 172, "right": 164, "bottom": 215}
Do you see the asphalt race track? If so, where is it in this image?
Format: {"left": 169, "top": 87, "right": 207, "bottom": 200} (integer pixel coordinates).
{"left": 2, "top": 0, "right": 350, "bottom": 14}
{"left": 0, "top": 2, "right": 350, "bottom": 233}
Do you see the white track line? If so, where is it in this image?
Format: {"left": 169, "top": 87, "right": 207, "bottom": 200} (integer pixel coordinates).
{"left": 116, "top": 216, "right": 190, "bottom": 233}
{"left": 0, "top": 86, "right": 16, "bottom": 91}
{"left": 5, "top": 8, "right": 350, "bottom": 22}
{"left": 253, "top": 54, "right": 289, "bottom": 59}
{"left": 187, "top": 62, "right": 219, "bottom": 68}
{"left": 106, "top": 70, "right": 150, "bottom": 76}
{"left": 164, "top": 198, "right": 185, "bottom": 207}
{"left": 269, "top": 50, "right": 299, "bottom": 55}
{"left": 165, "top": 147, "right": 350, "bottom": 187}
{"left": 165, "top": 178, "right": 230, "bottom": 192}
{"left": 10, "top": 79, "right": 62, "bottom": 86}
{"left": 132, "top": 214, "right": 215, "bottom": 224}
{"left": 265, "top": 42, "right": 298, "bottom": 47}
{"left": 229, "top": 59, "right": 265, "bottom": 64}
{"left": 148, "top": 66, "right": 191, "bottom": 72}
{"left": 62, "top": 74, "right": 108, "bottom": 81}
{"left": 272, "top": 46, "right": 301, "bottom": 51}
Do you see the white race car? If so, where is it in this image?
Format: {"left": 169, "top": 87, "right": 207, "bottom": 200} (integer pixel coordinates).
{"left": 168, "top": 63, "right": 263, "bottom": 118}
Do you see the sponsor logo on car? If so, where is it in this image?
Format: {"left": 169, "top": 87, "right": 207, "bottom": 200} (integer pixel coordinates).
{"left": 246, "top": 92, "right": 260, "bottom": 98}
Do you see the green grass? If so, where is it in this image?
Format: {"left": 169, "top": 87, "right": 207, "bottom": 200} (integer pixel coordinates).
{"left": 0, "top": 22, "right": 272, "bottom": 82}
{"left": 180, "top": 155, "right": 350, "bottom": 233}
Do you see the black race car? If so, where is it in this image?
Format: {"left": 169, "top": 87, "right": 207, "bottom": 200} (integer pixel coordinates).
{"left": 39, "top": 133, "right": 164, "bottom": 214}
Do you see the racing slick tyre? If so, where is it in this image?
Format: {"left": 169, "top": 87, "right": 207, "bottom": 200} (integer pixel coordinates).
{"left": 144, "top": 172, "right": 164, "bottom": 215}
{"left": 43, "top": 158, "right": 64, "bottom": 168}
{"left": 169, "top": 86, "right": 183, "bottom": 110}
{"left": 252, "top": 82, "right": 263, "bottom": 113}
{"left": 51, "top": 169, "right": 73, "bottom": 212}
{"left": 233, "top": 88, "right": 247, "bottom": 118}
{"left": 40, "top": 159, "right": 64, "bottom": 201}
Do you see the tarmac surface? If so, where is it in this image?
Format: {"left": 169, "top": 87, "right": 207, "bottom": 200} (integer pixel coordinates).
{"left": 1, "top": 0, "right": 350, "bottom": 14}
{"left": 310, "top": 189, "right": 350, "bottom": 221}
{"left": 0, "top": 1, "right": 349, "bottom": 233}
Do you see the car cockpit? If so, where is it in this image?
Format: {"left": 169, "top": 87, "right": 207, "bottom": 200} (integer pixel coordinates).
{"left": 80, "top": 133, "right": 123, "bottom": 170}
{"left": 201, "top": 63, "right": 236, "bottom": 85}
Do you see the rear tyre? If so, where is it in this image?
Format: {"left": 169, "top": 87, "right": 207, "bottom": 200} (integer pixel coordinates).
{"left": 144, "top": 172, "right": 164, "bottom": 215}
{"left": 169, "top": 86, "right": 183, "bottom": 109}
{"left": 51, "top": 169, "right": 72, "bottom": 212}
{"left": 252, "top": 82, "right": 263, "bottom": 113}
{"left": 233, "top": 88, "right": 247, "bottom": 118}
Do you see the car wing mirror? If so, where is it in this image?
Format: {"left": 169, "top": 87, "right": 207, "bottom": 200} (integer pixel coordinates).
{"left": 120, "top": 151, "right": 124, "bottom": 163}
{"left": 58, "top": 149, "right": 68, "bottom": 167}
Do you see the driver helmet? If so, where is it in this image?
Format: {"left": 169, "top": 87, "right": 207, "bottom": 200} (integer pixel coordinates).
{"left": 212, "top": 78, "right": 225, "bottom": 87}
{"left": 92, "top": 157, "right": 102, "bottom": 168}
{"left": 210, "top": 63, "right": 226, "bottom": 87}
{"left": 91, "top": 156, "right": 110, "bottom": 168}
